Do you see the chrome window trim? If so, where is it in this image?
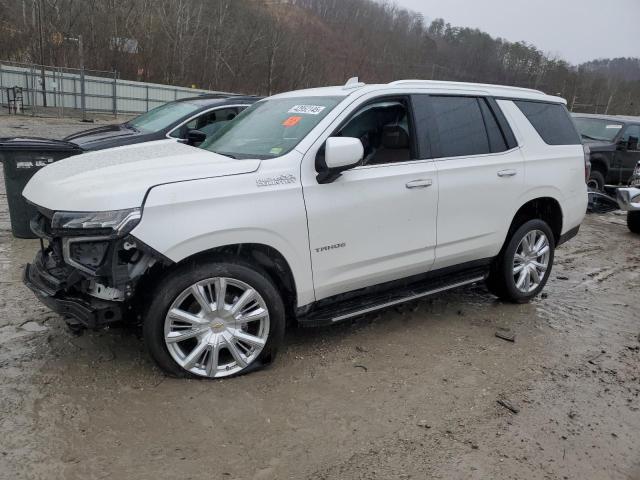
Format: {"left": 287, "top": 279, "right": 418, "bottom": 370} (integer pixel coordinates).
{"left": 165, "top": 104, "right": 251, "bottom": 139}
{"left": 348, "top": 146, "right": 522, "bottom": 170}
{"left": 431, "top": 146, "right": 522, "bottom": 162}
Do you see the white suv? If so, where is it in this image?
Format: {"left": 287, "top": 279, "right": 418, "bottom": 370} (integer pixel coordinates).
{"left": 23, "top": 79, "right": 588, "bottom": 379}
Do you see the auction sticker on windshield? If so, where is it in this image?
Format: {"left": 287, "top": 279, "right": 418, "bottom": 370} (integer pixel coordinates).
{"left": 606, "top": 125, "right": 623, "bottom": 129}
{"left": 288, "top": 105, "right": 326, "bottom": 115}
{"left": 282, "top": 116, "right": 302, "bottom": 127}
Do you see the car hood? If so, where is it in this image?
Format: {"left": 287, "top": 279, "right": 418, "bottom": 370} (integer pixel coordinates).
{"left": 63, "top": 124, "right": 150, "bottom": 150}
{"left": 23, "top": 140, "right": 260, "bottom": 212}
{"left": 583, "top": 139, "right": 616, "bottom": 152}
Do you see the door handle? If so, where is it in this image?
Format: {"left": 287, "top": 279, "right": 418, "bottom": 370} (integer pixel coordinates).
{"left": 497, "top": 169, "right": 517, "bottom": 178}
{"left": 405, "top": 179, "right": 433, "bottom": 189}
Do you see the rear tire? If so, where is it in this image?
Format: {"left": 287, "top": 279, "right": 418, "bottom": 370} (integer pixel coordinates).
{"left": 628, "top": 211, "right": 640, "bottom": 234}
{"left": 143, "top": 258, "right": 285, "bottom": 379}
{"left": 487, "top": 219, "right": 555, "bottom": 303}
{"left": 587, "top": 170, "right": 605, "bottom": 191}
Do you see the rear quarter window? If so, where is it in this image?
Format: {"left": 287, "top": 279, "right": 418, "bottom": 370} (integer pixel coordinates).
{"left": 514, "top": 100, "right": 580, "bottom": 146}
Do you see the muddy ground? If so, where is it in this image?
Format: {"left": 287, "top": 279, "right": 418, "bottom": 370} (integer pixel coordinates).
{"left": 0, "top": 114, "right": 639, "bottom": 480}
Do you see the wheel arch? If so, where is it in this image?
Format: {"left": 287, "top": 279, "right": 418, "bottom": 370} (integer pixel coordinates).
{"left": 589, "top": 154, "right": 609, "bottom": 176}
{"left": 174, "top": 243, "right": 300, "bottom": 320}
{"left": 505, "top": 196, "right": 563, "bottom": 249}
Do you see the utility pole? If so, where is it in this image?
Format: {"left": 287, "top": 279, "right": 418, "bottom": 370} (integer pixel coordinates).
{"left": 604, "top": 94, "right": 613, "bottom": 115}
{"left": 36, "top": 0, "right": 47, "bottom": 107}
{"left": 78, "top": 34, "right": 86, "bottom": 121}
{"left": 64, "top": 34, "right": 88, "bottom": 121}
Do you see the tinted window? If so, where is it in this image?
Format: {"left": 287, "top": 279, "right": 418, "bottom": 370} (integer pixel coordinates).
{"left": 128, "top": 101, "right": 201, "bottom": 133}
{"left": 479, "top": 99, "right": 508, "bottom": 153}
{"left": 430, "top": 96, "right": 490, "bottom": 158}
{"left": 410, "top": 95, "right": 432, "bottom": 159}
{"left": 336, "top": 100, "right": 412, "bottom": 165}
{"left": 622, "top": 125, "right": 640, "bottom": 141}
{"left": 170, "top": 107, "right": 241, "bottom": 139}
{"left": 515, "top": 101, "right": 580, "bottom": 145}
{"left": 623, "top": 125, "right": 640, "bottom": 150}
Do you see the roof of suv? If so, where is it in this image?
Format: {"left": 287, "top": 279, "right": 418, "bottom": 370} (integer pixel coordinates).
{"left": 270, "top": 79, "right": 566, "bottom": 104}
{"left": 571, "top": 113, "right": 640, "bottom": 124}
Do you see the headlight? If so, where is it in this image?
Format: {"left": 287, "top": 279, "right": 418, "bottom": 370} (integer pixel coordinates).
{"left": 51, "top": 208, "right": 141, "bottom": 237}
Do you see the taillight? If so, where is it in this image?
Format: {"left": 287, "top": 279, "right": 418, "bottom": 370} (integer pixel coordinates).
{"left": 583, "top": 144, "right": 591, "bottom": 183}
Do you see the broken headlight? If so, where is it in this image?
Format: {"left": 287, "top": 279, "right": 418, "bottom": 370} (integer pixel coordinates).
{"left": 66, "top": 239, "right": 110, "bottom": 272}
{"left": 51, "top": 208, "right": 142, "bottom": 237}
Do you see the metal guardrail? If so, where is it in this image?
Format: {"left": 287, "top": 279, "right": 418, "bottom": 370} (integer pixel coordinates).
{"left": 0, "top": 60, "right": 223, "bottom": 117}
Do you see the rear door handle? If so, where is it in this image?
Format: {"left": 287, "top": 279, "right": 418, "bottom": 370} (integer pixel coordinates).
{"left": 497, "top": 169, "right": 517, "bottom": 178}
{"left": 406, "top": 179, "right": 433, "bottom": 189}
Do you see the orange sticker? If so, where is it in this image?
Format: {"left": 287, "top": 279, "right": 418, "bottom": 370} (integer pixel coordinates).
{"left": 282, "top": 116, "right": 302, "bottom": 127}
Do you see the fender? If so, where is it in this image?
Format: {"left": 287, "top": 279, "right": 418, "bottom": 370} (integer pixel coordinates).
{"left": 130, "top": 171, "right": 316, "bottom": 307}
{"left": 589, "top": 153, "right": 611, "bottom": 178}
{"left": 509, "top": 184, "right": 586, "bottom": 240}
{"left": 513, "top": 186, "right": 564, "bottom": 218}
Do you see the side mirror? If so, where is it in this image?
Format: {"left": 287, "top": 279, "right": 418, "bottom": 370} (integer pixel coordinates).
{"left": 628, "top": 136, "right": 639, "bottom": 151}
{"left": 186, "top": 129, "right": 207, "bottom": 146}
{"left": 316, "top": 137, "right": 363, "bottom": 184}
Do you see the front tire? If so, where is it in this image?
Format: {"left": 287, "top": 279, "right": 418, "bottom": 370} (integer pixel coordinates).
{"left": 487, "top": 219, "right": 555, "bottom": 303}
{"left": 628, "top": 211, "right": 640, "bottom": 234}
{"left": 143, "top": 258, "right": 285, "bottom": 379}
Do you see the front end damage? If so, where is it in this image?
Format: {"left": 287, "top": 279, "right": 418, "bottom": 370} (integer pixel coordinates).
{"left": 23, "top": 211, "right": 169, "bottom": 330}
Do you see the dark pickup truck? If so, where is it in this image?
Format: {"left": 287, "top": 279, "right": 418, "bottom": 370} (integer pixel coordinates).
{"left": 572, "top": 114, "right": 640, "bottom": 190}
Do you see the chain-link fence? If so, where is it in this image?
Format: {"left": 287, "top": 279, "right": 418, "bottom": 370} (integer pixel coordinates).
{"left": 0, "top": 60, "right": 224, "bottom": 117}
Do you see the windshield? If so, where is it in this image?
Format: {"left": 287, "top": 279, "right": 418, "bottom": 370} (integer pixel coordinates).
{"left": 199, "top": 96, "right": 343, "bottom": 159}
{"left": 573, "top": 117, "right": 624, "bottom": 142}
{"left": 127, "top": 102, "right": 201, "bottom": 133}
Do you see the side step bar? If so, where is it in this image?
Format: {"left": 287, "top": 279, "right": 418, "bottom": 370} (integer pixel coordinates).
{"left": 298, "top": 269, "right": 487, "bottom": 327}
{"left": 330, "top": 276, "right": 485, "bottom": 323}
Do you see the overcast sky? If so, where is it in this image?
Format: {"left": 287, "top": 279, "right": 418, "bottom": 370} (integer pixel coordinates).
{"left": 396, "top": 0, "right": 638, "bottom": 64}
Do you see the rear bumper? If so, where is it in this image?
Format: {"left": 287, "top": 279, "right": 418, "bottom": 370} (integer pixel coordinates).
{"left": 23, "top": 256, "right": 123, "bottom": 329}
{"left": 617, "top": 187, "right": 640, "bottom": 212}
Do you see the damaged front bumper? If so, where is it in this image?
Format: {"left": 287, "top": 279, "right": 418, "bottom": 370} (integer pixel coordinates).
{"left": 24, "top": 255, "right": 124, "bottom": 328}
{"left": 23, "top": 213, "right": 169, "bottom": 329}
{"left": 616, "top": 187, "right": 640, "bottom": 212}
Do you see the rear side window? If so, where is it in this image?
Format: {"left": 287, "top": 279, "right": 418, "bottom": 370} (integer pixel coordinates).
{"left": 479, "top": 99, "right": 507, "bottom": 152}
{"left": 514, "top": 100, "right": 580, "bottom": 145}
{"left": 429, "top": 96, "right": 511, "bottom": 158}
{"left": 430, "top": 96, "right": 490, "bottom": 157}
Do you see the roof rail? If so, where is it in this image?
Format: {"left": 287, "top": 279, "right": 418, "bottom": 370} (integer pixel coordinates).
{"left": 344, "top": 77, "right": 365, "bottom": 90}
{"left": 388, "top": 79, "right": 545, "bottom": 95}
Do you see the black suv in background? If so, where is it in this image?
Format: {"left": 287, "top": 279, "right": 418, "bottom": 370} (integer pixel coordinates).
{"left": 572, "top": 113, "right": 640, "bottom": 190}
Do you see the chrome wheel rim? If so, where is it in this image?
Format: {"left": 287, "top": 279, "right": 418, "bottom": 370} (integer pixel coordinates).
{"left": 513, "top": 230, "right": 550, "bottom": 293}
{"left": 164, "top": 277, "right": 270, "bottom": 378}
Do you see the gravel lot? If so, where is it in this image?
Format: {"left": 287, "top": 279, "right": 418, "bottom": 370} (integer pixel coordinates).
{"left": 1, "top": 114, "right": 639, "bottom": 480}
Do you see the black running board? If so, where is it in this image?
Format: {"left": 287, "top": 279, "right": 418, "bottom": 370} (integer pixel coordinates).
{"left": 297, "top": 266, "right": 488, "bottom": 327}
